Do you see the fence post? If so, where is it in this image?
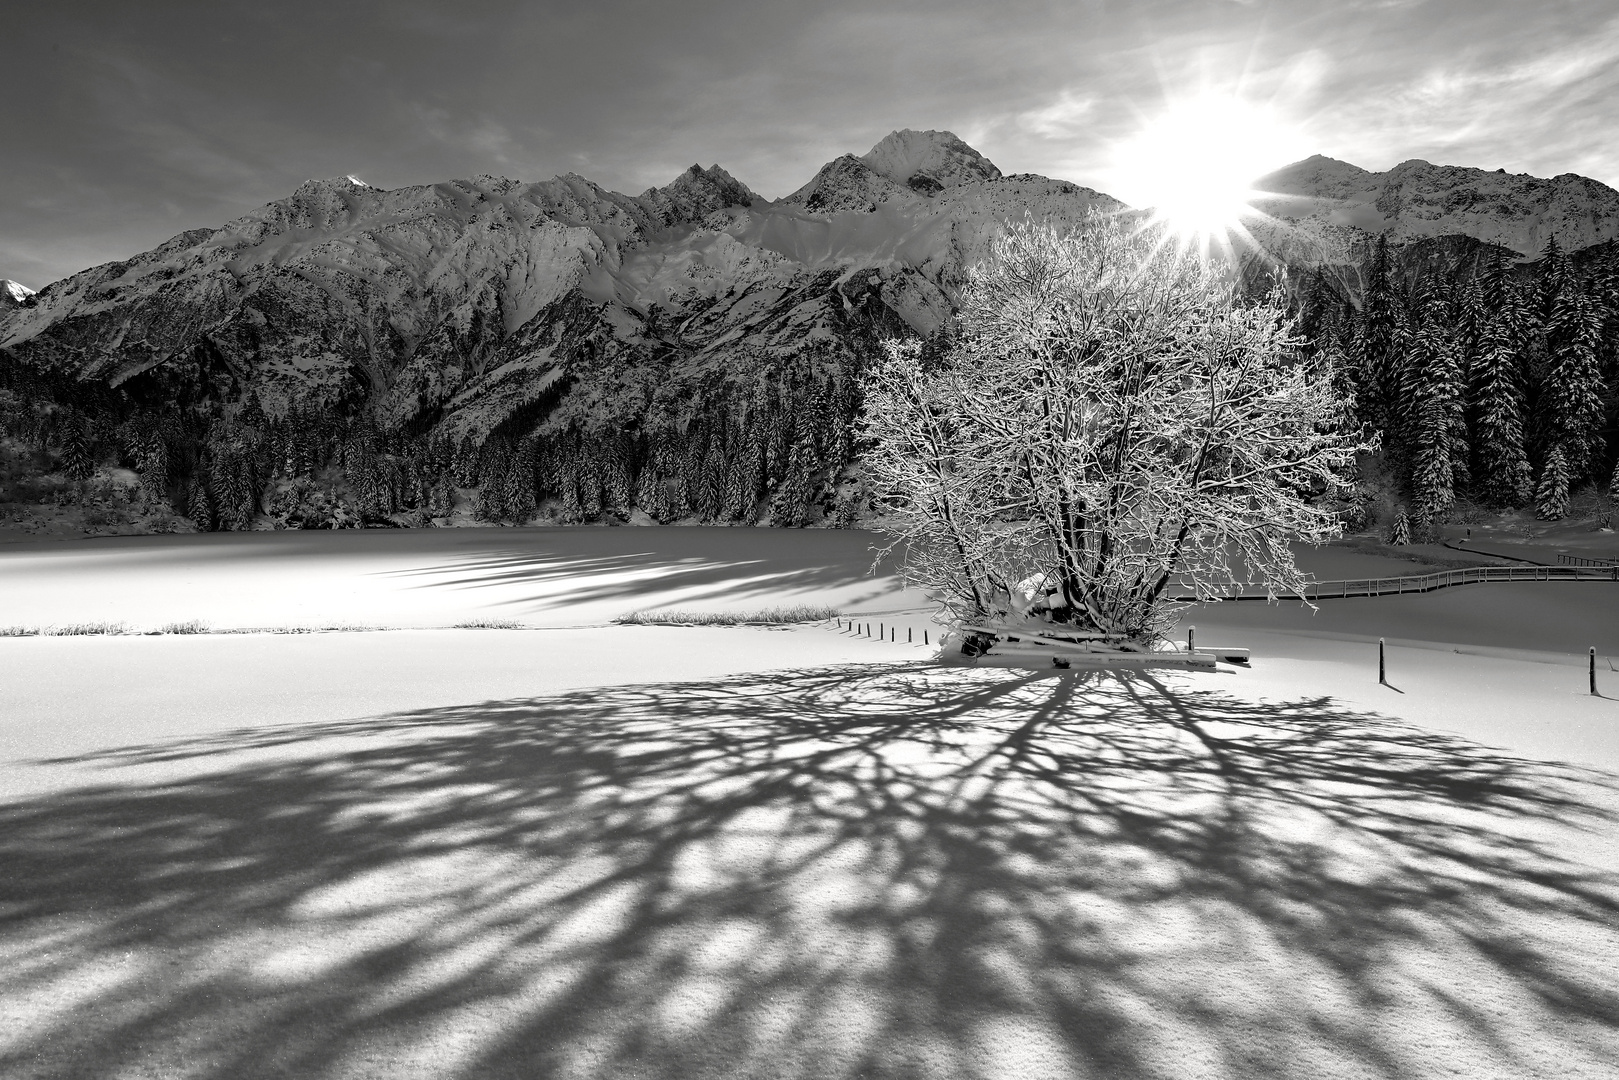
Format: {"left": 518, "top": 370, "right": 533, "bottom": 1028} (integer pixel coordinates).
{"left": 908, "top": 627, "right": 913, "bottom": 643}
{"left": 1379, "top": 638, "right": 1386, "bottom": 685}
{"left": 924, "top": 630, "right": 929, "bottom": 646}
{"left": 1188, "top": 626, "right": 1195, "bottom": 654}
{"left": 1592, "top": 647, "right": 1598, "bottom": 696}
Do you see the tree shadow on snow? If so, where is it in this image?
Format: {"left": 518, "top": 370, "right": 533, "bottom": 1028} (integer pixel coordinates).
{"left": 369, "top": 527, "right": 910, "bottom": 614}
{"left": 4, "top": 666, "right": 1618, "bottom": 1080}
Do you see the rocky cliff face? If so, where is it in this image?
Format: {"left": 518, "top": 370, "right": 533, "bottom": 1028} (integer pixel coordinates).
{"left": 1253, "top": 154, "right": 1619, "bottom": 258}
{"left": 0, "top": 130, "right": 1115, "bottom": 446}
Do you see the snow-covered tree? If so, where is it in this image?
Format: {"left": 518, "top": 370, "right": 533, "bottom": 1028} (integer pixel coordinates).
{"left": 60, "top": 415, "right": 93, "bottom": 481}
{"left": 187, "top": 478, "right": 214, "bottom": 532}
{"left": 1402, "top": 279, "right": 1467, "bottom": 526}
{"left": 1389, "top": 504, "right": 1411, "bottom": 546}
{"left": 1469, "top": 252, "right": 1534, "bottom": 506}
{"left": 1535, "top": 443, "right": 1571, "bottom": 520}
{"left": 1352, "top": 237, "right": 1404, "bottom": 435}
{"left": 859, "top": 214, "right": 1370, "bottom": 644}
{"left": 1540, "top": 271, "right": 1605, "bottom": 479}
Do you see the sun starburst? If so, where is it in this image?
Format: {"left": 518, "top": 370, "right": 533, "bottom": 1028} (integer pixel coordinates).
{"left": 1108, "top": 94, "right": 1308, "bottom": 258}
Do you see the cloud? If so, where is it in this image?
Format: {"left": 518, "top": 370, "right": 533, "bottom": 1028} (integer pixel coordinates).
{"left": 5, "top": 0, "right": 1619, "bottom": 286}
{"left": 1015, "top": 91, "right": 1098, "bottom": 138}
{"left": 1308, "top": 12, "right": 1619, "bottom": 181}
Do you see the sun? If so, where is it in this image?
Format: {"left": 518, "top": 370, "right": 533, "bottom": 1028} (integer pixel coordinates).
{"left": 1109, "top": 95, "right": 1307, "bottom": 250}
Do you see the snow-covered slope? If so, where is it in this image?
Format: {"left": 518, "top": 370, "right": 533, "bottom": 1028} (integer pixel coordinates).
{"left": 1254, "top": 154, "right": 1619, "bottom": 256}
{"left": 0, "top": 131, "right": 1117, "bottom": 442}
{"left": 0, "top": 279, "right": 33, "bottom": 308}
{"left": 859, "top": 128, "right": 1003, "bottom": 191}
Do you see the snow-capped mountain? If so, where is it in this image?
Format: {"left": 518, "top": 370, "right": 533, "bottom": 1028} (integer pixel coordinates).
{"left": 0, "top": 131, "right": 1115, "bottom": 442}
{"left": 1253, "top": 155, "right": 1619, "bottom": 257}
{"left": 0, "top": 279, "right": 33, "bottom": 308}
{"left": 5, "top": 131, "right": 1616, "bottom": 452}
{"left": 783, "top": 129, "right": 1004, "bottom": 210}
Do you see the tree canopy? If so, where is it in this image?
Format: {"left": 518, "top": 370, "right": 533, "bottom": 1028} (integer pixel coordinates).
{"left": 859, "top": 214, "right": 1369, "bottom": 643}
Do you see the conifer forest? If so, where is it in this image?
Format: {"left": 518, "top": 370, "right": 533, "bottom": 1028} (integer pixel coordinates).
{"left": 1297, "top": 236, "right": 1619, "bottom": 537}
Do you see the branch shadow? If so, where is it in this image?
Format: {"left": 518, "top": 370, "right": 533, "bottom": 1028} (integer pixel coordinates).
{"left": 369, "top": 528, "right": 910, "bottom": 614}
{"left": 5, "top": 665, "right": 1618, "bottom": 1079}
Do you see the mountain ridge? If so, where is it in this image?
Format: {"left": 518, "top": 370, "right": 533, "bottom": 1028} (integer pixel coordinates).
{"left": 4, "top": 129, "right": 1617, "bottom": 451}
{"left": 0, "top": 130, "right": 1117, "bottom": 452}
{"left": 1253, "top": 154, "right": 1619, "bottom": 256}
{"left": 3, "top": 129, "right": 1618, "bottom": 531}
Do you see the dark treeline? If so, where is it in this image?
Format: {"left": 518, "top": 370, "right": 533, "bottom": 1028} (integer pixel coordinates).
{"left": 0, "top": 341, "right": 868, "bottom": 530}
{"left": 1292, "top": 235, "right": 1619, "bottom": 538}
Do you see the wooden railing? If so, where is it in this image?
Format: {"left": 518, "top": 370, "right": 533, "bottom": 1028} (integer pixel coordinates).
{"left": 1165, "top": 562, "right": 1619, "bottom": 602}
{"left": 1558, "top": 553, "right": 1617, "bottom": 568}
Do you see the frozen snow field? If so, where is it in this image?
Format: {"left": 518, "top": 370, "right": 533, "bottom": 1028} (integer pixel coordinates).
{"left": 2, "top": 528, "right": 1618, "bottom": 1080}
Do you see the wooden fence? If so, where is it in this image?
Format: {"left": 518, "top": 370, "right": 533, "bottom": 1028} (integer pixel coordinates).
{"left": 1166, "top": 562, "right": 1619, "bottom": 603}
{"left": 1558, "top": 553, "right": 1617, "bottom": 568}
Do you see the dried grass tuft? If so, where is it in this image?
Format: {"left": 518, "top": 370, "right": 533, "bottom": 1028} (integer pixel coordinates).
{"left": 615, "top": 604, "right": 840, "bottom": 627}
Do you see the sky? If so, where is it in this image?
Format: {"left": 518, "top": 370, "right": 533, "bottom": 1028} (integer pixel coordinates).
{"left": 3, "top": 0, "right": 1617, "bottom": 288}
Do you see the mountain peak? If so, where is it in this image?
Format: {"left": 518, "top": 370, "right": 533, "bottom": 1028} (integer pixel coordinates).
{"left": 638, "top": 162, "right": 756, "bottom": 226}
{"left": 294, "top": 175, "right": 378, "bottom": 196}
{"left": 1255, "top": 155, "right": 1374, "bottom": 194}
{"left": 860, "top": 129, "right": 1001, "bottom": 193}
{"left": 1, "top": 279, "right": 35, "bottom": 305}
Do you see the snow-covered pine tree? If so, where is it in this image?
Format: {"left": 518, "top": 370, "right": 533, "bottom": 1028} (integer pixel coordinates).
{"left": 601, "top": 435, "right": 631, "bottom": 516}
{"left": 1389, "top": 504, "right": 1411, "bottom": 546}
{"left": 228, "top": 447, "right": 257, "bottom": 528}
{"left": 1469, "top": 251, "right": 1534, "bottom": 505}
{"left": 137, "top": 424, "right": 170, "bottom": 499}
{"left": 429, "top": 474, "right": 456, "bottom": 518}
{"left": 633, "top": 458, "right": 663, "bottom": 520}
{"left": 213, "top": 446, "right": 254, "bottom": 531}
{"left": 473, "top": 443, "right": 509, "bottom": 522}
{"left": 561, "top": 468, "right": 586, "bottom": 521}
{"left": 1535, "top": 443, "right": 1571, "bottom": 519}
{"left": 1540, "top": 272, "right": 1606, "bottom": 479}
{"left": 721, "top": 423, "right": 753, "bottom": 521}
{"left": 578, "top": 446, "right": 603, "bottom": 519}
{"left": 207, "top": 451, "right": 234, "bottom": 528}
{"left": 765, "top": 390, "right": 792, "bottom": 485}
{"left": 503, "top": 453, "right": 535, "bottom": 523}
{"left": 60, "top": 415, "right": 93, "bottom": 481}
{"left": 698, "top": 436, "right": 727, "bottom": 520}
{"left": 452, "top": 435, "right": 478, "bottom": 487}
{"left": 1453, "top": 264, "right": 1491, "bottom": 371}
{"left": 770, "top": 437, "right": 815, "bottom": 527}
{"left": 1353, "top": 237, "right": 1405, "bottom": 438}
{"left": 188, "top": 478, "right": 214, "bottom": 532}
{"left": 667, "top": 457, "right": 691, "bottom": 521}
{"left": 1403, "top": 279, "right": 1467, "bottom": 524}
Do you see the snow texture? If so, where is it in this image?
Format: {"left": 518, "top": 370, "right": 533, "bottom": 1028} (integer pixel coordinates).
{"left": 2, "top": 527, "right": 1618, "bottom": 1080}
